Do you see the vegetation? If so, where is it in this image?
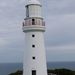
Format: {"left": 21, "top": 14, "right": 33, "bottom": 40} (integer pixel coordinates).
{"left": 48, "top": 68, "right": 75, "bottom": 75}
{"left": 9, "top": 68, "right": 75, "bottom": 75}
{"left": 9, "top": 70, "right": 22, "bottom": 75}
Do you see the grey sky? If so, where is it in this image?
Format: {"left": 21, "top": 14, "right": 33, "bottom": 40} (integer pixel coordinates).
{"left": 0, "top": 0, "right": 75, "bottom": 63}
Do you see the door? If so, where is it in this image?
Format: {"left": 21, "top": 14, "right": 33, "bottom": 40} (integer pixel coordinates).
{"left": 32, "top": 70, "right": 36, "bottom": 75}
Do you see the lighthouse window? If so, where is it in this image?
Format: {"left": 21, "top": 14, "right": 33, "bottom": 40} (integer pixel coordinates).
{"left": 32, "top": 34, "right": 35, "bottom": 37}
{"left": 32, "top": 19, "right": 35, "bottom": 25}
{"left": 32, "top": 70, "right": 36, "bottom": 75}
{"left": 26, "top": 6, "right": 29, "bottom": 17}
{"left": 32, "top": 57, "right": 35, "bottom": 59}
{"left": 32, "top": 45, "right": 35, "bottom": 48}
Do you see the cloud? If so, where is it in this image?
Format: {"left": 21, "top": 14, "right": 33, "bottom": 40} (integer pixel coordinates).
{"left": 45, "top": 12, "right": 75, "bottom": 47}
{"left": 0, "top": 38, "right": 8, "bottom": 47}
{"left": 44, "top": 0, "right": 75, "bottom": 15}
{"left": 0, "top": 0, "right": 75, "bottom": 62}
{"left": 46, "top": 43, "right": 75, "bottom": 61}
{"left": 46, "top": 43, "right": 75, "bottom": 51}
{"left": 42, "top": 0, "right": 75, "bottom": 61}
{"left": 0, "top": 1, "right": 7, "bottom": 7}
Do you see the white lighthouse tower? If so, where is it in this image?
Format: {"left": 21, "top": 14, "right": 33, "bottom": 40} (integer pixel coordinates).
{"left": 22, "top": 0, "right": 47, "bottom": 75}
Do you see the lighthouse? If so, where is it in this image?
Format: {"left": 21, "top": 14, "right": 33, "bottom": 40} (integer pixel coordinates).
{"left": 22, "top": 0, "right": 47, "bottom": 75}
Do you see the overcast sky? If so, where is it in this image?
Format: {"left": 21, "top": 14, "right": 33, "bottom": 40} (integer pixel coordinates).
{"left": 0, "top": 0, "right": 75, "bottom": 63}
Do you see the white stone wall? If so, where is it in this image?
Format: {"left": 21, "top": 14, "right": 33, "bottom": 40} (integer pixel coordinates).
{"left": 23, "top": 31, "right": 47, "bottom": 75}
{"left": 23, "top": 1, "right": 47, "bottom": 75}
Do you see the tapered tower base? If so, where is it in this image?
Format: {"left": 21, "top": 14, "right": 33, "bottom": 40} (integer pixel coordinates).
{"left": 22, "top": 0, "right": 47, "bottom": 75}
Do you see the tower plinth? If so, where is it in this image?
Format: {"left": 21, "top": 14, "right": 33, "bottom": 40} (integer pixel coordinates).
{"left": 22, "top": 0, "right": 47, "bottom": 75}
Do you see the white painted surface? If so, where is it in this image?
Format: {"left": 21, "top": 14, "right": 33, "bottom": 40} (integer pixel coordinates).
{"left": 29, "top": 5, "right": 42, "bottom": 17}
{"left": 23, "top": 0, "right": 47, "bottom": 75}
{"left": 23, "top": 25, "right": 45, "bottom": 32}
{"left": 27, "top": 0, "right": 41, "bottom": 5}
{"left": 23, "top": 31, "right": 47, "bottom": 75}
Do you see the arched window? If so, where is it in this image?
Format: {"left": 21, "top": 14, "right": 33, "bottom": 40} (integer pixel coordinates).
{"left": 32, "top": 19, "right": 35, "bottom": 25}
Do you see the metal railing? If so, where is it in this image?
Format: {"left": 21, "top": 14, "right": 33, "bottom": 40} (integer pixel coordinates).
{"left": 22, "top": 20, "right": 45, "bottom": 27}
